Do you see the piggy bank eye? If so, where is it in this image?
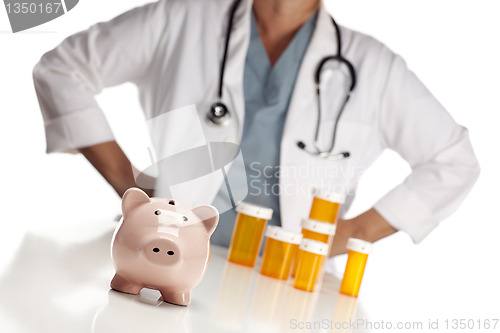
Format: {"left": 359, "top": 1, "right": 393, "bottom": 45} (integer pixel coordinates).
{"left": 154, "top": 210, "right": 161, "bottom": 216}
{"left": 182, "top": 216, "right": 188, "bottom": 222}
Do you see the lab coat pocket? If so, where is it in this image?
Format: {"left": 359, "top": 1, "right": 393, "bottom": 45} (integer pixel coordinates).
{"left": 315, "top": 120, "right": 371, "bottom": 190}
{"left": 316, "top": 120, "right": 371, "bottom": 159}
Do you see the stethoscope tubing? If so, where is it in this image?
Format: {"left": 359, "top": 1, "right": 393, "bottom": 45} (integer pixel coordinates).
{"left": 217, "top": 0, "right": 243, "bottom": 100}
{"left": 210, "top": 0, "right": 356, "bottom": 160}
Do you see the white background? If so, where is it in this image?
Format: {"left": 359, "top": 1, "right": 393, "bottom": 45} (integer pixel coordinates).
{"left": 1, "top": 0, "right": 499, "bottom": 330}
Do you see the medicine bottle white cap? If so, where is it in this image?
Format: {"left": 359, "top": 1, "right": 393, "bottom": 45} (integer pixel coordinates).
{"left": 313, "top": 188, "right": 346, "bottom": 204}
{"left": 236, "top": 202, "right": 273, "bottom": 220}
{"left": 346, "top": 238, "right": 373, "bottom": 255}
{"left": 301, "top": 218, "right": 337, "bottom": 235}
{"left": 265, "top": 226, "right": 303, "bottom": 245}
{"left": 299, "top": 239, "right": 329, "bottom": 256}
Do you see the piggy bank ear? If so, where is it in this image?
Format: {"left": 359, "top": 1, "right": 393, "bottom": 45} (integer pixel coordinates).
{"left": 122, "top": 187, "right": 150, "bottom": 217}
{"left": 192, "top": 205, "right": 219, "bottom": 235}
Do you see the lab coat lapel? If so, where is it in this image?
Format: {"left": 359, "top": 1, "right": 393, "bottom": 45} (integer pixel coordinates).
{"left": 183, "top": 0, "right": 252, "bottom": 210}
{"left": 157, "top": 0, "right": 251, "bottom": 208}
{"left": 280, "top": 6, "right": 339, "bottom": 232}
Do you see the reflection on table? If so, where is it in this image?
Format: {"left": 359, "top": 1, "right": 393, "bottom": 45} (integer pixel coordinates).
{"left": 0, "top": 221, "right": 364, "bottom": 333}
{"left": 92, "top": 289, "right": 189, "bottom": 333}
{"left": 212, "top": 258, "right": 362, "bottom": 332}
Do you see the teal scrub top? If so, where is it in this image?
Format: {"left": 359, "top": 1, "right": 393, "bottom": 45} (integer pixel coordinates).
{"left": 211, "top": 11, "right": 318, "bottom": 247}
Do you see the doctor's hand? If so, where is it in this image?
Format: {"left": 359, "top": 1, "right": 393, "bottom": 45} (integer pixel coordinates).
{"left": 329, "top": 208, "right": 398, "bottom": 256}
{"left": 79, "top": 141, "right": 154, "bottom": 198}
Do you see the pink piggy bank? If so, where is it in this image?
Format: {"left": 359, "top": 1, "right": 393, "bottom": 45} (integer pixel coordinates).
{"left": 110, "top": 187, "right": 219, "bottom": 306}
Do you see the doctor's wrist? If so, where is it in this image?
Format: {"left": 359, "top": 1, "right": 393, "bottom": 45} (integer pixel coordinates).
{"left": 329, "top": 219, "right": 357, "bottom": 256}
{"left": 350, "top": 208, "right": 398, "bottom": 243}
{"left": 329, "top": 208, "right": 398, "bottom": 256}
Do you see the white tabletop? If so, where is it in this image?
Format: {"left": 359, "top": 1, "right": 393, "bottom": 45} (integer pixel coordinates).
{"left": 2, "top": 1, "right": 500, "bottom": 331}
{"left": 0, "top": 220, "right": 364, "bottom": 333}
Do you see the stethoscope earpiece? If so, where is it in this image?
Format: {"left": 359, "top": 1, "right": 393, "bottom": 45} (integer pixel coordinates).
{"left": 208, "top": 102, "right": 230, "bottom": 126}
{"left": 297, "top": 141, "right": 350, "bottom": 161}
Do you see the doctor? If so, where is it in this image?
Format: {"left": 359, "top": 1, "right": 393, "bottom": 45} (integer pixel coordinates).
{"left": 33, "top": 0, "right": 479, "bottom": 255}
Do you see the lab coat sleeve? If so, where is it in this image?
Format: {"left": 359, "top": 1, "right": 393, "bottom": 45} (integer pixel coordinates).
{"left": 373, "top": 54, "right": 480, "bottom": 243}
{"left": 33, "top": 0, "right": 168, "bottom": 153}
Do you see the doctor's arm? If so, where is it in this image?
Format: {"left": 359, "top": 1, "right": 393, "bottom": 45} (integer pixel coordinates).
{"left": 330, "top": 209, "right": 397, "bottom": 256}
{"left": 33, "top": 2, "right": 167, "bottom": 196}
{"left": 330, "top": 53, "right": 479, "bottom": 255}
{"left": 78, "top": 141, "right": 153, "bottom": 197}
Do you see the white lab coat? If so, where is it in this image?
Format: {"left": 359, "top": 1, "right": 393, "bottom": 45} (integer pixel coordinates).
{"left": 33, "top": 0, "right": 479, "bottom": 243}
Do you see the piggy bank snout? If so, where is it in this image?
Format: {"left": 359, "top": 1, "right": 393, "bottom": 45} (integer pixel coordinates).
{"left": 143, "top": 238, "right": 181, "bottom": 266}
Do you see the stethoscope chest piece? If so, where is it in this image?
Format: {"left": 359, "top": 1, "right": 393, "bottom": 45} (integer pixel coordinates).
{"left": 208, "top": 102, "right": 231, "bottom": 126}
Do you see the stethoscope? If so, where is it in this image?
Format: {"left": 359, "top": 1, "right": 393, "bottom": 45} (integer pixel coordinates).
{"left": 208, "top": 0, "right": 356, "bottom": 160}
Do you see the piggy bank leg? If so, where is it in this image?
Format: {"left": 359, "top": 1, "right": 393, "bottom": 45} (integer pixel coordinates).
{"left": 110, "top": 273, "right": 142, "bottom": 295}
{"left": 160, "top": 290, "right": 191, "bottom": 306}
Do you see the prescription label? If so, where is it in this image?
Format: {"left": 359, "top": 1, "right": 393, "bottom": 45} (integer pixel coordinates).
{"left": 3, "top": 0, "right": 79, "bottom": 33}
